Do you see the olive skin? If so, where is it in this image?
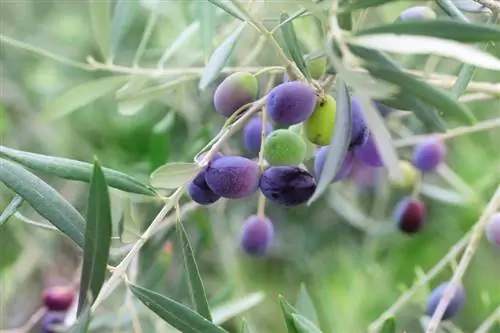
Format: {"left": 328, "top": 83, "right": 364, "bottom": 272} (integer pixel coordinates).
{"left": 213, "top": 72, "right": 259, "bottom": 118}
{"left": 393, "top": 196, "right": 426, "bottom": 234}
{"left": 259, "top": 166, "right": 316, "bottom": 206}
{"left": 264, "top": 129, "right": 307, "bottom": 166}
{"left": 240, "top": 215, "right": 274, "bottom": 256}
{"left": 304, "top": 94, "right": 337, "bottom": 146}
{"left": 266, "top": 82, "right": 317, "bottom": 125}
{"left": 425, "top": 282, "right": 465, "bottom": 320}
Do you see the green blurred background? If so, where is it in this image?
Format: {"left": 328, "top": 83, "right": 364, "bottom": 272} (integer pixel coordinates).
{"left": 1, "top": 1, "right": 499, "bottom": 332}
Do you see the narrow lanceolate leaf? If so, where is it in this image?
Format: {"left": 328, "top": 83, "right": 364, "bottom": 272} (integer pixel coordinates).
{"left": 280, "top": 12, "right": 311, "bottom": 80}
{"left": 78, "top": 160, "right": 112, "bottom": 314}
{"left": 355, "top": 20, "right": 500, "bottom": 43}
{"left": 278, "top": 295, "right": 300, "bottom": 333}
{"left": 200, "top": 1, "right": 216, "bottom": 62}
{"left": 292, "top": 314, "right": 323, "bottom": 333}
{"left": 355, "top": 94, "right": 403, "bottom": 183}
{"left": 212, "top": 292, "right": 265, "bottom": 325}
{"left": 150, "top": 162, "right": 201, "bottom": 189}
{"left": 42, "top": 75, "right": 130, "bottom": 119}
{"left": 89, "top": 0, "right": 111, "bottom": 60}
{"left": 177, "top": 221, "right": 212, "bottom": 321}
{"left": 350, "top": 34, "right": 500, "bottom": 71}
{"left": 241, "top": 318, "right": 250, "bottom": 333}
{"left": 307, "top": 78, "right": 351, "bottom": 205}
{"left": 295, "top": 284, "right": 319, "bottom": 327}
{"left": 0, "top": 195, "right": 23, "bottom": 227}
{"left": 129, "top": 283, "right": 229, "bottom": 333}
{"left": 0, "top": 145, "right": 156, "bottom": 196}
{"left": 363, "top": 64, "right": 476, "bottom": 125}
{"left": 207, "top": 0, "right": 244, "bottom": 21}
{"left": 347, "top": 45, "right": 448, "bottom": 131}
{"left": 0, "top": 158, "right": 85, "bottom": 247}
{"left": 199, "top": 22, "right": 246, "bottom": 90}
{"left": 273, "top": 9, "right": 308, "bottom": 34}
{"left": 451, "top": 0, "right": 489, "bottom": 12}
{"left": 111, "top": 0, "right": 137, "bottom": 57}
{"left": 380, "top": 316, "right": 396, "bottom": 333}
{"left": 339, "top": 0, "right": 405, "bottom": 13}
{"left": 67, "top": 307, "right": 91, "bottom": 333}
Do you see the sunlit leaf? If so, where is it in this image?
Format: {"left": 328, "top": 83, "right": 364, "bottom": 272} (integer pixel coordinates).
{"left": 89, "top": 0, "right": 112, "bottom": 60}
{"left": 0, "top": 195, "right": 23, "bottom": 228}
{"left": 241, "top": 318, "right": 250, "bottom": 333}
{"left": 450, "top": 0, "right": 489, "bottom": 13}
{"left": 111, "top": 0, "right": 137, "bottom": 57}
{"left": 207, "top": 0, "right": 244, "bottom": 21}
{"left": 273, "top": 9, "right": 308, "bottom": 33}
{"left": 42, "top": 75, "right": 130, "bottom": 119}
{"left": 280, "top": 12, "right": 311, "bottom": 80}
{"left": 150, "top": 162, "right": 201, "bottom": 189}
{"left": 199, "top": 22, "right": 246, "bottom": 90}
{"left": 77, "top": 159, "right": 112, "bottom": 314}
{"left": 129, "top": 283, "right": 229, "bottom": 333}
{"left": 0, "top": 158, "right": 85, "bottom": 247}
{"left": 177, "top": 221, "right": 212, "bottom": 321}
{"left": 212, "top": 292, "right": 265, "bottom": 325}
{"left": 350, "top": 34, "right": 500, "bottom": 71}
{"left": 295, "top": 284, "right": 319, "bottom": 327}
{"left": 0, "top": 145, "right": 156, "bottom": 196}
{"left": 355, "top": 20, "right": 500, "bottom": 43}
{"left": 278, "top": 295, "right": 300, "bottom": 333}
{"left": 292, "top": 314, "right": 323, "bottom": 333}
{"left": 307, "top": 78, "right": 351, "bottom": 205}
{"left": 158, "top": 21, "right": 201, "bottom": 67}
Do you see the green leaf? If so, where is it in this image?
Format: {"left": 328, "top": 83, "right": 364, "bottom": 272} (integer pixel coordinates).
{"left": 67, "top": 306, "right": 91, "bottom": 333}
{"left": 111, "top": 0, "right": 137, "bottom": 57}
{"left": 129, "top": 283, "right": 229, "bottom": 333}
{"left": 292, "top": 314, "right": 323, "bottom": 333}
{"left": 0, "top": 145, "right": 156, "bottom": 196}
{"left": 0, "top": 195, "right": 23, "bottom": 227}
{"left": 273, "top": 9, "right": 308, "bottom": 32}
{"left": 347, "top": 46, "right": 452, "bottom": 130}
{"left": 278, "top": 295, "right": 300, "bottom": 333}
{"left": 199, "top": 22, "right": 246, "bottom": 90}
{"left": 354, "top": 94, "right": 403, "bottom": 183}
{"left": 77, "top": 159, "right": 112, "bottom": 314}
{"left": 0, "top": 158, "right": 85, "bottom": 247}
{"left": 380, "top": 316, "right": 396, "bottom": 333}
{"left": 200, "top": 1, "right": 216, "bottom": 62}
{"left": 339, "top": 0, "right": 402, "bottom": 13}
{"left": 42, "top": 75, "right": 130, "bottom": 119}
{"left": 280, "top": 12, "right": 311, "bottom": 80}
{"left": 207, "top": 0, "right": 244, "bottom": 21}
{"left": 295, "top": 284, "right": 319, "bottom": 327}
{"left": 212, "top": 292, "right": 265, "bottom": 325}
{"left": 307, "top": 78, "right": 351, "bottom": 205}
{"left": 150, "top": 162, "right": 201, "bottom": 189}
{"left": 89, "top": 0, "right": 111, "bottom": 60}
{"left": 158, "top": 21, "right": 201, "bottom": 67}
{"left": 241, "top": 318, "right": 250, "bottom": 333}
{"left": 355, "top": 19, "right": 500, "bottom": 43}
{"left": 363, "top": 64, "right": 475, "bottom": 125}
{"left": 177, "top": 221, "right": 212, "bottom": 321}
{"left": 452, "top": 0, "right": 489, "bottom": 13}
{"left": 349, "top": 34, "right": 500, "bottom": 71}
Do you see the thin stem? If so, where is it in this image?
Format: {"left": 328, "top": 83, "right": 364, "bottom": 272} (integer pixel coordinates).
{"left": 368, "top": 232, "right": 471, "bottom": 332}
{"left": 132, "top": 7, "right": 159, "bottom": 67}
{"left": 393, "top": 117, "right": 500, "bottom": 148}
{"left": 425, "top": 186, "right": 500, "bottom": 333}
{"left": 0, "top": 34, "right": 94, "bottom": 71}
{"left": 13, "top": 212, "right": 59, "bottom": 231}
{"left": 92, "top": 96, "right": 267, "bottom": 312}
{"left": 475, "top": 306, "right": 500, "bottom": 333}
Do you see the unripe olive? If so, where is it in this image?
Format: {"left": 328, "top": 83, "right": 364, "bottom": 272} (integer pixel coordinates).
{"left": 288, "top": 123, "right": 317, "bottom": 160}
{"left": 213, "top": 72, "right": 259, "bottom": 118}
{"left": 304, "top": 94, "right": 337, "bottom": 146}
{"left": 264, "top": 129, "right": 307, "bottom": 166}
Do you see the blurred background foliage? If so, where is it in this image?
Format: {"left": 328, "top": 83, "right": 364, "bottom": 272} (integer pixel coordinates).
{"left": 1, "top": 1, "right": 500, "bottom": 332}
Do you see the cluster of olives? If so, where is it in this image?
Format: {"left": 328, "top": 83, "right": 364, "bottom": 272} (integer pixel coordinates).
{"left": 40, "top": 286, "right": 75, "bottom": 332}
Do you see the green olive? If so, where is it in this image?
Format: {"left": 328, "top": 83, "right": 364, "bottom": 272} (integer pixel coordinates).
{"left": 264, "top": 129, "right": 307, "bottom": 166}
{"left": 304, "top": 94, "right": 337, "bottom": 146}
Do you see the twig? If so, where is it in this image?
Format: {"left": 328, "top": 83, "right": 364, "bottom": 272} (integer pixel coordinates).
{"left": 91, "top": 96, "right": 267, "bottom": 312}
{"left": 368, "top": 232, "right": 471, "bottom": 332}
{"left": 425, "top": 186, "right": 500, "bottom": 333}
{"left": 475, "top": 305, "right": 500, "bottom": 333}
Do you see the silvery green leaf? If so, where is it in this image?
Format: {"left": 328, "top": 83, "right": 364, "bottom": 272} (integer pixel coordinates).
{"left": 212, "top": 292, "right": 265, "bottom": 325}
{"left": 350, "top": 34, "right": 500, "bottom": 71}
{"left": 150, "top": 162, "right": 201, "bottom": 189}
